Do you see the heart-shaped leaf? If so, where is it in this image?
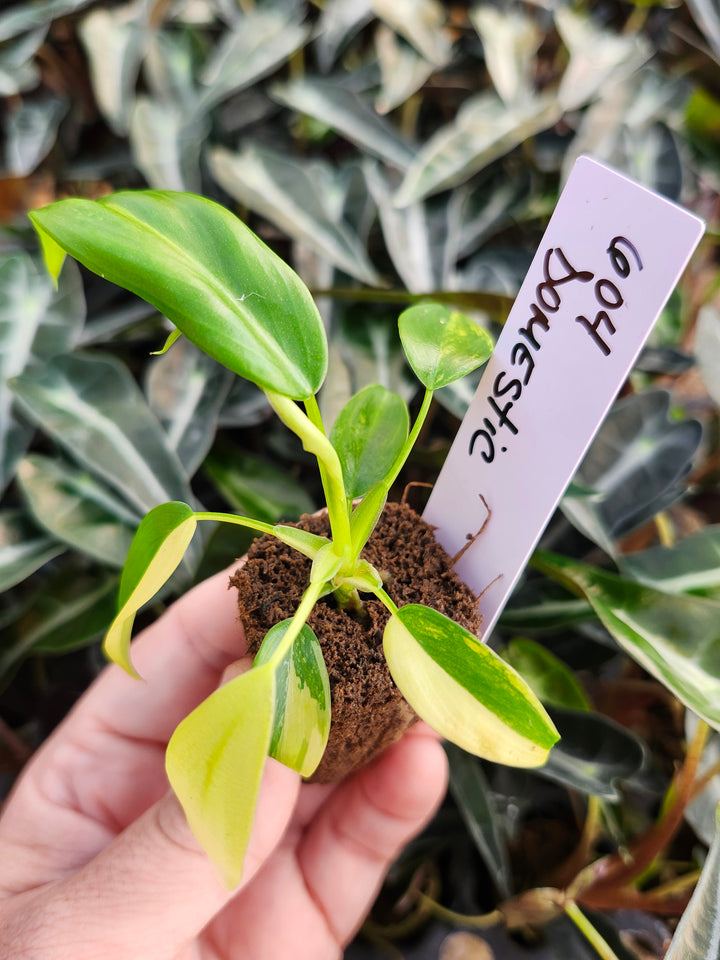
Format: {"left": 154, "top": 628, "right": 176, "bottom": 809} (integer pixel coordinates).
{"left": 165, "top": 663, "right": 275, "bottom": 889}
{"left": 105, "top": 501, "right": 197, "bottom": 676}
{"left": 254, "top": 619, "right": 331, "bottom": 778}
{"left": 383, "top": 604, "right": 559, "bottom": 766}
{"left": 29, "top": 190, "right": 327, "bottom": 400}
{"left": 330, "top": 384, "right": 409, "bottom": 499}
{"left": 398, "top": 303, "right": 494, "bottom": 390}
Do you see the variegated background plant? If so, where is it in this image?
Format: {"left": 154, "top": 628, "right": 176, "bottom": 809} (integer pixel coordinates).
{"left": 2, "top": 0, "right": 720, "bottom": 956}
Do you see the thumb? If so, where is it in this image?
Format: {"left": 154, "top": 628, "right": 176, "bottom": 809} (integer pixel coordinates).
{"left": 31, "top": 759, "right": 300, "bottom": 960}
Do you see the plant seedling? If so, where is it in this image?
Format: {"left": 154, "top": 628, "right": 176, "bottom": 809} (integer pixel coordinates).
{"left": 30, "top": 190, "right": 559, "bottom": 887}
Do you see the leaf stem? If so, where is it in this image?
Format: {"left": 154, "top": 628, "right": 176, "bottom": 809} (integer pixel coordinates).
{"left": 260, "top": 580, "right": 325, "bottom": 671}
{"left": 193, "top": 512, "right": 276, "bottom": 536}
{"left": 373, "top": 586, "right": 399, "bottom": 617}
{"left": 265, "top": 391, "right": 351, "bottom": 554}
{"left": 345, "top": 389, "right": 434, "bottom": 564}
{"left": 385, "top": 388, "right": 434, "bottom": 493}
{"left": 564, "top": 901, "right": 623, "bottom": 960}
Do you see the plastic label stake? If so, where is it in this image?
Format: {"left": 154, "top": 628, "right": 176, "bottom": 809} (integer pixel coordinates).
{"left": 424, "top": 155, "right": 704, "bottom": 639}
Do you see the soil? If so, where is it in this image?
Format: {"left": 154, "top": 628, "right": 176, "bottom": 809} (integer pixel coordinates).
{"left": 230, "top": 501, "right": 483, "bottom": 783}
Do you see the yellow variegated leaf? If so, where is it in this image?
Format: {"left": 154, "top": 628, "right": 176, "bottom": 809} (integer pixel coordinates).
{"left": 255, "top": 620, "right": 331, "bottom": 778}
{"left": 104, "top": 501, "right": 196, "bottom": 677}
{"left": 383, "top": 604, "right": 558, "bottom": 767}
{"left": 165, "top": 663, "right": 275, "bottom": 889}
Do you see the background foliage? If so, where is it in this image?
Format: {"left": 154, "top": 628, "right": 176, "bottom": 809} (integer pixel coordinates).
{"left": 1, "top": 0, "right": 720, "bottom": 956}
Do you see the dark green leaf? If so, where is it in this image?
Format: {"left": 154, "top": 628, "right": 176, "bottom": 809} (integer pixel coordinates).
{"left": 445, "top": 743, "right": 513, "bottom": 898}
{"left": 620, "top": 525, "right": 720, "bottom": 598}
{"left": 11, "top": 353, "right": 192, "bottom": 516}
{"left": 0, "top": 509, "right": 64, "bottom": 591}
{"left": 204, "top": 447, "right": 314, "bottom": 524}
{"left": 16, "top": 454, "right": 138, "bottom": 568}
{"left": 0, "top": 567, "right": 117, "bottom": 688}
{"left": 534, "top": 551, "right": 720, "bottom": 731}
{"left": 209, "top": 144, "right": 381, "bottom": 286}
{"left": 503, "top": 638, "right": 591, "bottom": 711}
{"left": 145, "top": 340, "right": 233, "bottom": 477}
{"left": 29, "top": 190, "right": 327, "bottom": 399}
{"left": 539, "top": 706, "right": 646, "bottom": 800}
{"left": 330, "top": 384, "right": 409, "bottom": 498}
{"left": 271, "top": 78, "right": 416, "bottom": 169}
{"left": 0, "top": 252, "right": 85, "bottom": 493}
{"left": 561, "top": 390, "right": 702, "bottom": 551}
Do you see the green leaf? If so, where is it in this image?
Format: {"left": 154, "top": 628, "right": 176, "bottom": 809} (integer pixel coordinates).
{"left": 383, "top": 604, "right": 559, "bottom": 766}
{"left": 470, "top": 7, "right": 540, "bottom": 109}
{"left": 375, "top": 25, "right": 435, "bottom": 115}
{"left": 129, "top": 96, "right": 208, "bottom": 192}
{"left": 330, "top": 384, "right": 409, "bottom": 499}
{"left": 271, "top": 78, "right": 416, "bottom": 170}
{"left": 0, "top": 567, "right": 117, "bottom": 691}
{"left": 539, "top": 706, "right": 646, "bottom": 800}
{"left": 78, "top": 4, "right": 146, "bottom": 136}
{"left": 254, "top": 620, "right": 331, "bottom": 778}
{"left": 5, "top": 96, "right": 67, "bottom": 177}
{"left": 0, "top": 0, "right": 94, "bottom": 42}
{"left": 197, "top": 8, "right": 310, "bottom": 112}
{"left": 0, "top": 28, "right": 44, "bottom": 96}
{"left": 620, "top": 525, "right": 720, "bottom": 599}
{"left": 11, "top": 353, "right": 192, "bottom": 517}
{"left": 398, "top": 303, "right": 494, "bottom": 389}
{"left": 310, "top": 542, "right": 344, "bottom": 585}
{"left": 370, "top": 0, "right": 452, "bottom": 66}
{"left": 394, "top": 92, "right": 563, "bottom": 206}
{"left": 664, "top": 805, "right": 720, "bottom": 959}
{"left": 502, "top": 638, "right": 591, "bottom": 711}
{"left": 208, "top": 143, "right": 381, "bottom": 286}
{"left": 29, "top": 190, "right": 327, "bottom": 400}
{"left": 105, "top": 502, "right": 197, "bottom": 676}
{"left": 561, "top": 390, "right": 702, "bottom": 553}
{"left": 272, "top": 525, "right": 331, "bottom": 560}
{"left": 555, "top": 7, "right": 650, "bottom": 112}
{"left": 0, "top": 509, "right": 64, "bottom": 592}
{"left": 204, "top": 447, "right": 314, "bottom": 524}
{"left": 166, "top": 663, "right": 275, "bottom": 889}
{"left": 445, "top": 743, "right": 513, "bottom": 899}
{"left": 0, "top": 252, "right": 84, "bottom": 493}
{"left": 534, "top": 551, "right": 720, "bottom": 731}
{"left": 17, "top": 454, "right": 138, "bottom": 569}
{"left": 146, "top": 340, "right": 233, "bottom": 477}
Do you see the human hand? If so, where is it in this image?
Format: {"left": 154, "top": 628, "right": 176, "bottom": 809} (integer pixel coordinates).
{"left": 0, "top": 566, "right": 448, "bottom": 960}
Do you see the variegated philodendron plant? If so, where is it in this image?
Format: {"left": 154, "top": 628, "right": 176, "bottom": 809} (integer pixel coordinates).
{"left": 30, "top": 191, "right": 559, "bottom": 886}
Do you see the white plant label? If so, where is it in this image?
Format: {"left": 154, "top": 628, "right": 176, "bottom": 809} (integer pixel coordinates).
{"left": 425, "top": 155, "right": 704, "bottom": 639}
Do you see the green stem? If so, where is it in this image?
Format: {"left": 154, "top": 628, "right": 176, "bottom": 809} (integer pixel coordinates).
{"left": 564, "top": 901, "right": 622, "bottom": 960}
{"left": 386, "top": 387, "right": 433, "bottom": 489}
{"left": 193, "top": 512, "right": 276, "bottom": 536}
{"left": 373, "top": 586, "right": 399, "bottom": 618}
{"left": 303, "top": 392, "right": 347, "bottom": 520}
{"left": 265, "top": 391, "right": 351, "bottom": 554}
{"left": 261, "top": 580, "right": 325, "bottom": 670}
{"left": 347, "top": 389, "right": 434, "bottom": 564}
